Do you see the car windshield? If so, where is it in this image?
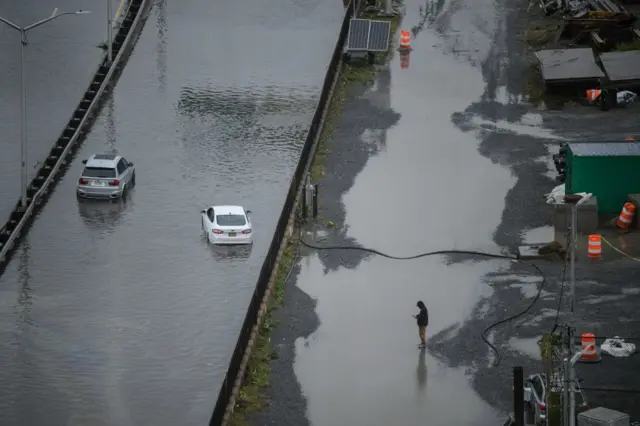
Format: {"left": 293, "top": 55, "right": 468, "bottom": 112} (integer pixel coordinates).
{"left": 216, "top": 214, "right": 246, "bottom": 226}
{"left": 83, "top": 167, "right": 116, "bottom": 178}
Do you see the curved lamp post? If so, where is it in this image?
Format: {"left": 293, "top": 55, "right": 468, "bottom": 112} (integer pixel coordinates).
{"left": 0, "top": 8, "right": 91, "bottom": 209}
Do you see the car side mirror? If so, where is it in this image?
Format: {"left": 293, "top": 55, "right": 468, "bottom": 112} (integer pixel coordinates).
{"left": 246, "top": 210, "right": 252, "bottom": 215}
{"left": 128, "top": 162, "right": 134, "bottom": 167}
{"left": 82, "top": 159, "right": 87, "bottom": 164}
{"left": 201, "top": 209, "right": 206, "bottom": 214}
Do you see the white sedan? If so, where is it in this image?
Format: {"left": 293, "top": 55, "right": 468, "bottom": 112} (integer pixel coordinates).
{"left": 201, "top": 205, "right": 253, "bottom": 245}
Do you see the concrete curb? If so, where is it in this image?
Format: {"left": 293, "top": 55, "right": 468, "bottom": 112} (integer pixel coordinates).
{"left": 218, "top": 22, "right": 348, "bottom": 426}
{"left": 0, "top": 0, "right": 152, "bottom": 272}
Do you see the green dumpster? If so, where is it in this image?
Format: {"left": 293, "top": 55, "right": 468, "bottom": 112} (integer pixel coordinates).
{"left": 566, "top": 142, "right": 640, "bottom": 214}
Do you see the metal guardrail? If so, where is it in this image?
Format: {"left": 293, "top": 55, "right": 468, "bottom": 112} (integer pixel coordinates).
{"left": 208, "top": 2, "right": 357, "bottom": 425}
{"left": 0, "top": 0, "right": 149, "bottom": 267}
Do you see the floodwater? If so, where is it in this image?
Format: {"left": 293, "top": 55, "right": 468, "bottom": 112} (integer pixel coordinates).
{"left": 0, "top": 0, "right": 106, "bottom": 222}
{"left": 0, "top": 0, "right": 343, "bottom": 425}
{"left": 287, "top": 0, "right": 566, "bottom": 423}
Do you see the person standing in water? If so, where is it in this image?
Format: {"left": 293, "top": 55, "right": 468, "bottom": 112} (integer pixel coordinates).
{"left": 412, "top": 301, "right": 429, "bottom": 348}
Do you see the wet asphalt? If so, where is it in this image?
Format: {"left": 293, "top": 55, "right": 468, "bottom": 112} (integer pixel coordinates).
{"left": 0, "top": 0, "right": 107, "bottom": 222}
{"left": 250, "top": 0, "right": 640, "bottom": 424}
{"left": 0, "top": 0, "right": 344, "bottom": 425}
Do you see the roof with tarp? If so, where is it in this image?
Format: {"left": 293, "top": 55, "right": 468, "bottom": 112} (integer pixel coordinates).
{"left": 600, "top": 51, "right": 640, "bottom": 83}
{"left": 535, "top": 48, "right": 605, "bottom": 83}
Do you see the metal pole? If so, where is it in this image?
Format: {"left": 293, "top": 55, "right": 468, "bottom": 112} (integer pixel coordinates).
{"left": 513, "top": 366, "right": 524, "bottom": 426}
{"left": 568, "top": 358, "right": 576, "bottom": 426}
{"left": 20, "top": 30, "right": 28, "bottom": 208}
{"left": 107, "top": 0, "right": 113, "bottom": 62}
{"left": 563, "top": 355, "right": 570, "bottom": 426}
{"left": 569, "top": 204, "right": 577, "bottom": 325}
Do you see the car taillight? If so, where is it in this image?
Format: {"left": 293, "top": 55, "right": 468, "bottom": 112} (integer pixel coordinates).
{"left": 109, "top": 179, "right": 120, "bottom": 186}
{"left": 79, "top": 178, "right": 88, "bottom": 185}
{"left": 242, "top": 229, "right": 252, "bottom": 234}
{"left": 212, "top": 229, "right": 223, "bottom": 234}
{"left": 538, "top": 403, "right": 546, "bottom": 410}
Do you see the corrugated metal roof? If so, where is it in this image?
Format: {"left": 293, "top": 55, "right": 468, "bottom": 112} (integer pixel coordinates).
{"left": 569, "top": 142, "right": 640, "bottom": 157}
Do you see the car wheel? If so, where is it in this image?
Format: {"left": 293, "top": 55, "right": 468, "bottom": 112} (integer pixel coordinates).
{"left": 131, "top": 172, "right": 136, "bottom": 187}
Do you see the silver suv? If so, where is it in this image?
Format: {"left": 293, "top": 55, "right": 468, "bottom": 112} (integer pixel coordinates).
{"left": 76, "top": 153, "right": 136, "bottom": 200}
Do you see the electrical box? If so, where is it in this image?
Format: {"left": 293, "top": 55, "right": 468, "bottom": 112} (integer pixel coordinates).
{"left": 566, "top": 142, "right": 640, "bottom": 214}
{"left": 577, "top": 407, "right": 630, "bottom": 426}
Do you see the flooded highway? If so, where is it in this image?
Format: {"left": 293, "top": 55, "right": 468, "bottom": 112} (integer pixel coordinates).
{"left": 0, "top": 0, "right": 108, "bottom": 221}
{"left": 0, "top": 0, "right": 343, "bottom": 424}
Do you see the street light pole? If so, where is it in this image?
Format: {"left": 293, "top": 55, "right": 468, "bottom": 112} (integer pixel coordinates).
{"left": 0, "top": 8, "right": 91, "bottom": 209}
{"left": 107, "top": 0, "right": 113, "bottom": 63}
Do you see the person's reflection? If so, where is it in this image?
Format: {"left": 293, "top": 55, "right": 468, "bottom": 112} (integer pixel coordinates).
{"left": 416, "top": 347, "right": 427, "bottom": 394}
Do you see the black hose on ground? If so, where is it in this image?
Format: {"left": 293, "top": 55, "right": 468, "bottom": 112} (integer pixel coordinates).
{"left": 298, "top": 237, "right": 547, "bottom": 367}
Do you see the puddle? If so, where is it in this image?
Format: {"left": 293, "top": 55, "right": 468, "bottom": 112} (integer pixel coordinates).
{"left": 521, "top": 226, "right": 554, "bottom": 245}
{"left": 508, "top": 336, "right": 542, "bottom": 360}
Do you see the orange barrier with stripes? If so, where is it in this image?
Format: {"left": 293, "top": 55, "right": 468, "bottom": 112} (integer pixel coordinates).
{"left": 587, "top": 234, "right": 602, "bottom": 259}
{"left": 580, "top": 333, "right": 598, "bottom": 361}
{"left": 399, "top": 30, "right": 411, "bottom": 50}
{"left": 616, "top": 202, "right": 636, "bottom": 229}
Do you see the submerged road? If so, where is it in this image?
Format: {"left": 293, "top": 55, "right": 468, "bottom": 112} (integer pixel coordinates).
{"left": 0, "top": 0, "right": 108, "bottom": 222}
{"left": 0, "top": 0, "right": 343, "bottom": 424}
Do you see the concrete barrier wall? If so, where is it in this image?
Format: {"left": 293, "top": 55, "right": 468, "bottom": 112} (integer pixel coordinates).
{"left": 208, "top": 2, "right": 358, "bottom": 425}
{"left": 0, "top": 0, "right": 152, "bottom": 272}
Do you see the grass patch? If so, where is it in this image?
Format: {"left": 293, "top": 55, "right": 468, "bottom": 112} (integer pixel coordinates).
{"left": 228, "top": 6, "right": 401, "bottom": 426}
{"left": 616, "top": 39, "right": 640, "bottom": 51}
{"left": 227, "top": 235, "right": 299, "bottom": 426}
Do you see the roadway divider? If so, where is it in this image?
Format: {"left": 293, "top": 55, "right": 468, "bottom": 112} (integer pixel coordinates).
{"left": 208, "top": 1, "right": 359, "bottom": 425}
{"left": 0, "top": 0, "right": 152, "bottom": 272}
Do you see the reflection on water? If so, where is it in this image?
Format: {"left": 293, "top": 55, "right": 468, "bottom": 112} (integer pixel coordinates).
{"left": 155, "top": 0, "right": 167, "bottom": 91}
{"left": 416, "top": 348, "right": 428, "bottom": 394}
{"left": 206, "top": 241, "right": 254, "bottom": 263}
{"left": 105, "top": 94, "right": 117, "bottom": 152}
{"left": 77, "top": 198, "right": 130, "bottom": 233}
{"left": 16, "top": 242, "right": 32, "bottom": 328}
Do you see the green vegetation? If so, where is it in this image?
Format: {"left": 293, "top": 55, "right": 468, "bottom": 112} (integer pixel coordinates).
{"left": 539, "top": 333, "right": 564, "bottom": 426}
{"left": 228, "top": 236, "right": 298, "bottom": 426}
{"left": 228, "top": 5, "right": 401, "bottom": 426}
{"left": 524, "top": 63, "right": 545, "bottom": 105}
{"left": 312, "top": 9, "right": 400, "bottom": 180}
{"left": 616, "top": 39, "right": 640, "bottom": 51}
{"left": 523, "top": 22, "right": 560, "bottom": 48}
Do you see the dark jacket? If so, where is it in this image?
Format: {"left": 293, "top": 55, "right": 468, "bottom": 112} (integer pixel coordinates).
{"left": 416, "top": 302, "right": 428, "bottom": 327}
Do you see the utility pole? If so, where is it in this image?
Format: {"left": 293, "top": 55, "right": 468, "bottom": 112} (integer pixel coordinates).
{"left": 563, "top": 193, "right": 592, "bottom": 426}
{"left": 0, "top": 8, "right": 90, "bottom": 209}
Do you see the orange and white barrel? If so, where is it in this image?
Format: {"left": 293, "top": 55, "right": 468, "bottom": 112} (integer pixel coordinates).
{"left": 587, "top": 234, "right": 602, "bottom": 259}
{"left": 399, "top": 30, "right": 411, "bottom": 50}
{"left": 580, "top": 333, "right": 598, "bottom": 361}
{"left": 586, "top": 89, "right": 602, "bottom": 101}
{"left": 616, "top": 202, "right": 636, "bottom": 229}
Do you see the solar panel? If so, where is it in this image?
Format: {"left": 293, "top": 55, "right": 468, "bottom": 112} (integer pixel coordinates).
{"left": 347, "top": 19, "right": 371, "bottom": 51}
{"left": 346, "top": 19, "right": 391, "bottom": 53}
{"left": 368, "top": 20, "right": 391, "bottom": 51}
